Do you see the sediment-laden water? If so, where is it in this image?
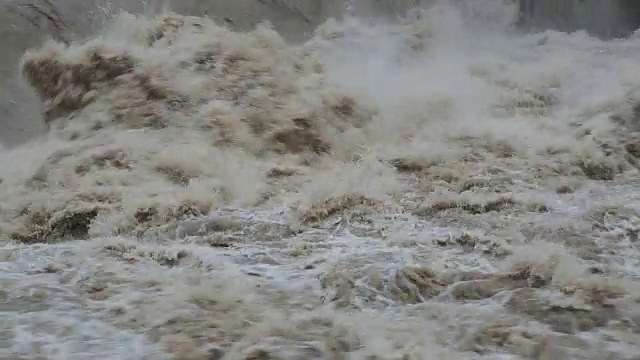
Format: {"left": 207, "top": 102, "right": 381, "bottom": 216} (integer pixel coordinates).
{"left": 2, "top": 1, "right": 640, "bottom": 359}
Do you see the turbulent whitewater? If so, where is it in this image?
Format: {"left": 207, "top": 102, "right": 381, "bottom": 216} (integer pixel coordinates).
{"left": 2, "top": 1, "right": 640, "bottom": 359}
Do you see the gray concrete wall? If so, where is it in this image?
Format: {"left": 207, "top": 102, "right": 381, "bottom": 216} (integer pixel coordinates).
{"left": 516, "top": 0, "right": 640, "bottom": 38}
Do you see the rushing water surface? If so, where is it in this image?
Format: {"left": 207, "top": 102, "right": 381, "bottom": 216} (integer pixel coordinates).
{"left": 2, "top": 0, "right": 640, "bottom": 359}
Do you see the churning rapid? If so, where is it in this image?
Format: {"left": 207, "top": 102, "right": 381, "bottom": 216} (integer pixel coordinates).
{"left": 2, "top": 0, "right": 640, "bottom": 359}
